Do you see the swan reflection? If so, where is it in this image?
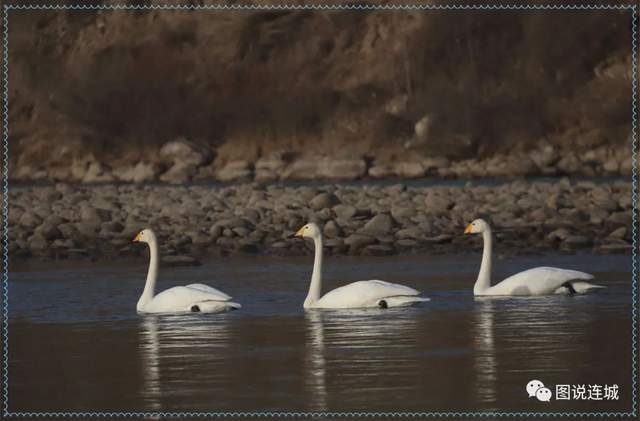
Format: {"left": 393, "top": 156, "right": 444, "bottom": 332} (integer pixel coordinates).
{"left": 138, "top": 315, "right": 231, "bottom": 411}
{"left": 472, "top": 294, "right": 596, "bottom": 407}
{"left": 473, "top": 298, "right": 497, "bottom": 405}
{"left": 304, "top": 308, "right": 422, "bottom": 409}
{"left": 304, "top": 311, "right": 327, "bottom": 411}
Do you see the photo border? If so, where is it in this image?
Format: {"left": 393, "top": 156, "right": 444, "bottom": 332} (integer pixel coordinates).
{"left": 1, "top": 2, "right": 638, "bottom": 418}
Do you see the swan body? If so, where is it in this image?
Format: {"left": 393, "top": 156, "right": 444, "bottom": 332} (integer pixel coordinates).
{"left": 134, "top": 229, "right": 241, "bottom": 314}
{"left": 464, "top": 219, "right": 604, "bottom": 296}
{"left": 295, "top": 223, "right": 430, "bottom": 309}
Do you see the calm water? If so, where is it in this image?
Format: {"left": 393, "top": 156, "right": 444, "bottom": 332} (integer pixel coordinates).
{"left": 7, "top": 253, "right": 635, "bottom": 413}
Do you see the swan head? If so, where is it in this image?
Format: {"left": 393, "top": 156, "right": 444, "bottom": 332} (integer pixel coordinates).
{"left": 464, "top": 218, "right": 489, "bottom": 234}
{"left": 295, "top": 222, "right": 321, "bottom": 239}
{"left": 133, "top": 228, "right": 157, "bottom": 244}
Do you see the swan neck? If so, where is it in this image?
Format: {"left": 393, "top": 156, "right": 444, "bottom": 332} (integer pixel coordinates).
{"left": 304, "top": 235, "right": 323, "bottom": 308}
{"left": 475, "top": 229, "right": 493, "bottom": 294}
{"left": 138, "top": 239, "right": 159, "bottom": 311}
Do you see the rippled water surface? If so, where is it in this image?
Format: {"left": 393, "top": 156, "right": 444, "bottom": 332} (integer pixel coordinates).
{"left": 7, "top": 253, "right": 634, "bottom": 413}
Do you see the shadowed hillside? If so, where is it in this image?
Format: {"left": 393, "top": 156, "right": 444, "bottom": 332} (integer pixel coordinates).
{"left": 5, "top": 1, "right": 635, "bottom": 182}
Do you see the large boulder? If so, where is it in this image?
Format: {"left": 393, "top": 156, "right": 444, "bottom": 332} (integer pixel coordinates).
{"left": 215, "top": 160, "right": 252, "bottom": 182}
{"left": 316, "top": 158, "right": 367, "bottom": 180}
{"left": 255, "top": 156, "right": 287, "bottom": 181}
{"left": 282, "top": 159, "right": 319, "bottom": 180}
{"left": 159, "top": 138, "right": 211, "bottom": 167}
{"left": 116, "top": 162, "right": 158, "bottom": 183}
{"left": 393, "top": 162, "right": 425, "bottom": 178}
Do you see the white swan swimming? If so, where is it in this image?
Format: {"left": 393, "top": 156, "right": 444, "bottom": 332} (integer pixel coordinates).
{"left": 464, "top": 219, "right": 604, "bottom": 296}
{"left": 295, "top": 222, "right": 430, "bottom": 309}
{"left": 133, "top": 229, "right": 241, "bottom": 314}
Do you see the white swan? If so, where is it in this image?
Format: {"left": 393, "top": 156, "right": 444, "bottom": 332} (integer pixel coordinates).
{"left": 295, "top": 223, "right": 430, "bottom": 309}
{"left": 464, "top": 219, "right": 604, "bottom": 296}
{"left": 133, "top": 229, "right": 241, "bottom": 313}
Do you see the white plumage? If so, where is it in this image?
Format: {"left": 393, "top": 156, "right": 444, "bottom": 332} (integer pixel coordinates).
{"left": 133, "top": 229, "right": 241, "bottom": 314}
{"left": 464, "top": 219, "right": 604, "bottom": 297}
{"left": 295, "top": 223, "right": 430, "bottom": 309}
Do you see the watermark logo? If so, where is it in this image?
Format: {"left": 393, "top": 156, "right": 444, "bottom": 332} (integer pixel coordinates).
{"left": 526, "top": 380, "right": 546, "bottom": 399}
{"left": 535, "top": 386, "right": 552, "bottom": 402}
{"left": 527, "top": 380, "right": 551, "bottom": 402}
{"left": 527, "top": 380, "right": 619, "bottom": 402}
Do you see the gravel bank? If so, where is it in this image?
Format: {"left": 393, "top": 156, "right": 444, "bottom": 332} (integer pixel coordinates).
{"left": 5, "top": 179, "right": 633, "bottom": 262}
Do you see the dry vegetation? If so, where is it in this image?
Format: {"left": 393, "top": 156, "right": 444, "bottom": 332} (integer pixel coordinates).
{"left": 6, "top": 1, "right": 634, "bottom": 175}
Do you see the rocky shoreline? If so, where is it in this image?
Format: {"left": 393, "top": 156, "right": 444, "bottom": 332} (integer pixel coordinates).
{"left": 5, "top": 178, "right": 633, "bottom": 263}
{"left": 10, "top": 138, "right": 635, "bottom": 185}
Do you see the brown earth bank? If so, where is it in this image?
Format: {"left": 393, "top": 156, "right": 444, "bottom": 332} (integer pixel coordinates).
{"left": 5, "top": 1, "right": 636, "bottom": 183}
{"left": 5, "top": 179, "right": 633, "bottom": 263}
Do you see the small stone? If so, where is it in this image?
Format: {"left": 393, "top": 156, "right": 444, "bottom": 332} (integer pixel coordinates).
{"left": 35, "top": 223, "right": 62, "bottom": 241}
{"left": 608, "top": 211, "right": 631, "bottom": 225}
{"left": 424, "top": 194, "right": 452, "bottom": 213}
{"left": 19, "top": 212, "right": 43, "bottom": 228}
{"left": 391, "top": 206, "right": 416, "bottom": 220}
{"left": 395, "top": 228, "right": 423, "bottom": 240}
{"left": 547, "top": 228, "right": 570, "bottom": 241}
{"left": 323, "top": 221, "right": 342, "bottom": 238}
{"left": 209, "top": 225, "right": 223, "bottom": 239}
{"left": 102, "top": 221, "right": 125, "bottom": 233}
{"left": 28, "top": 234, "right": 48, "bottom": 252}
{"left": 603, "top": 158, "right": 619, "bottom": 173}
{"left": 360, "top": 213, "right": 394, "bottom": 236}
{"left": 556, "top": 153, "right": 581, "bottom": 174}
{"left": 233, "top": 227, "right": 250, "bottom": 237}
{"left": 608, "top": 227, "right": 626, "bottom": 239}
{"left": 80, "top": 207, "right": 111, "bottom": 223}
{"left": 333, "top": 204, "right": 357, "bottom": 220}
{"left": 309, "top": 192, "right": 340, "bottom": 211}
{"left": 52, "top": 238, "right": 74, "bottom": 249}
{"left": 344, "top": 234, "right": 376, "bottom": 251}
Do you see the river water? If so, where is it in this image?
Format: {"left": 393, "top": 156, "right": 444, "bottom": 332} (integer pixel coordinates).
{"left": 6, "top": 253, "right": 635, "bottom": 413}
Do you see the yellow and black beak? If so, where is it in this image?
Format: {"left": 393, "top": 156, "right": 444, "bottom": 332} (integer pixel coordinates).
{"left": 294, "top": 226, "right": 306, "bottom": 237}
{"left": 464, "top": 224, "right": 473, "bottom": 234}
{"left": 133, "top": 232, "right": 142, "bottom": 242}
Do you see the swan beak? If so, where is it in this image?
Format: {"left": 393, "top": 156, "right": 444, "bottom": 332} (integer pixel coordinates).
{"left": 133, "top": 232, "right": 141, "bottom": 242}
{"left": 464, "top": 224, "right": 473, "bottom": 234}
{"left": 294, "top": 227, "right": 305, "bottom": 237}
